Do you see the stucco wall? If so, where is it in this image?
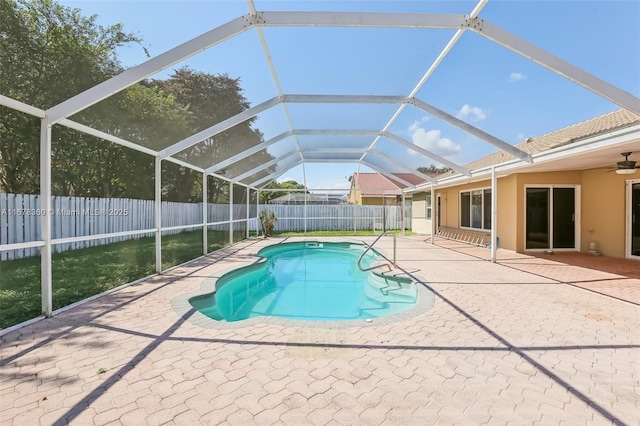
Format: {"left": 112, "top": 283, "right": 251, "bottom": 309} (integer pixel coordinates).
{"left": 411, "top": 192, "right": 431, "bottom": 234}
{"left": 581, "top": 168, "right": 632, "bottom": 258}
{"left": 411, "top": 169, "right": 634, "bottom": 258}
{"left": 496, "top": 175, "right": 517, "bottom": 251}
{"left": 348, "top": 188, "right": 361, "bottom": 205}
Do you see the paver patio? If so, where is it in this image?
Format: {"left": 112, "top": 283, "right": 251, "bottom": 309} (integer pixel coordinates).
{"left": 1, "top": 236, "right": 638, "bottom": 425}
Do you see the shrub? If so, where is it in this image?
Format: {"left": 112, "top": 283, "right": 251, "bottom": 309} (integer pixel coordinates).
{"left": 259, "top": 210, "right": 277, "bottom": 238}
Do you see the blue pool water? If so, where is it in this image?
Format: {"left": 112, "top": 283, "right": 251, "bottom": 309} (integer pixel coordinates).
{"left": 190, "top": 241, "right": 417, "bottom": 322}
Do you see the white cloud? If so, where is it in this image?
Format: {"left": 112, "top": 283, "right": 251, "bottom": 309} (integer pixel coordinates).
{"left": 517, "top": 132, "right": 524, "bottom": 140}
{"left": 408, "top": 116, "right": 430, "bottom": 132}
{"left": 509, "top": 72, "right": 526, "bottom": 82}
{"left": 456, "top": 104, "right": 487, "bottom": 122}
{"left": 408, "top": 126, "right": 460, "bottom": 158}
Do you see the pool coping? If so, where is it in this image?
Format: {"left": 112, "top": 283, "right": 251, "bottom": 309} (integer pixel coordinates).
{"left": 170, "top": 239, "right": 436, "bottom": 329}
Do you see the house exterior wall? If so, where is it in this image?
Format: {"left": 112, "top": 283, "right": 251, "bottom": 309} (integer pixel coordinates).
{"left": 348, "top": 188, "right": 362, "bottom": 205}
{"left": 497, "top": 175, "right": 518, "bottom": 252}
{"left": 411, "top": 169, "right": 633, "bottom": 259}
{"left": 411, "top": 192, "right": 431, "bottom": 234}
{"left": 359, "top": 195, "right": 406, "bottom": 206}
{"left": 581, "top": 168, "right": 631, "bottom": 258}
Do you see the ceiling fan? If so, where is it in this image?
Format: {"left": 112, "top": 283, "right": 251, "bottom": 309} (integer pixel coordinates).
{"left": 609, "top": 152, "right": 639, "bottom": 175}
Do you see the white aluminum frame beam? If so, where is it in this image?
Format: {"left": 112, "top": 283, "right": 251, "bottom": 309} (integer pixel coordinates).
{"left": 411, "top": 97, "right": 533, "bottom": 163}
{"left": 202, "top": 172, "right": 208, "bottom": 255}
{"left": 258, "top": 11, "right": 466, "bottom": 29}
{"left": 301, "top": 148, "right": 366, "bottom": 154}
{"left": 46, "top": 15, "right": 255, "bottom": 123}
{"left": 358, "top": 0, "right": 489, "bottom": 162}
{"left": 383, "top": 131, "right": 470, "bottom": 176}
{"left": 40, "top": 119, "right": 53, "bottom": 317}
{"left": 294, "top": 129, "right": 379, "bottom": 136}
{"left": 247, "top": 0, "right": 307, "bottom": 194}
{"left": 204, "top": 131, "right": 292, "bottom": 174}
{"left": 232, "top": 150, "right": 300, "bottom": 183}
{"left": 302, "top": 159, "right": 363, "bottom": 164}
{"left": 474, "top": 19, "right": 640, "bottom": 115}
{"left": 160, "top": 96, "right": 282, "bottom": 158}
{"left": 284, "top": 94, "right": 408, "bottom": 104}
{"left": 0, "top": 95, "right": 46, "bottom": 118}
{"left": 154, "top": 157, "right": 162, "bottom": 273}
{"left": 366, "top": 151, "right": 437, "bottom": 183}
{"left": 490, "top": 166, "right": 497, "bottom": 263}
{"left": 251, "top": 159, "right": 302, "bottom": 188}
{"left": 58, "top": 119, "right": 159, "bottom": 157}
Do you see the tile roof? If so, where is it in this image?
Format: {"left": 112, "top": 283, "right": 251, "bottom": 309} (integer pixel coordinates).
{"left": 442, "top": 109, "right": 640, "bottom": 176}
{"left": 353, "top": 172, "right": 426, "bottom": 195}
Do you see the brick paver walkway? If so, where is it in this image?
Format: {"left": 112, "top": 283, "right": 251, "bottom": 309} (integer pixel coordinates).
{"left": 1, "top": 236, "right": 638, "bottom": 425}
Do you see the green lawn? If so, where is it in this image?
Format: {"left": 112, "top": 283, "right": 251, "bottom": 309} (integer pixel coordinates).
{"left": 0, "top": 228, "right": 409, "bottom": 329}
{"left": 0, "top": 230, "right": 230, "bottom": 329}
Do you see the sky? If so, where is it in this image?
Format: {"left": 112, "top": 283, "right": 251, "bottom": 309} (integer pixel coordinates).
{"left": 62, "top": 0, "right": 640, "bottom": 191}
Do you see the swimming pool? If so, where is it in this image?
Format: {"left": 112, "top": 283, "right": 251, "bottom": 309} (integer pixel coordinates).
{"left": 189, "top": 241, "right": 418, "bottom": 322}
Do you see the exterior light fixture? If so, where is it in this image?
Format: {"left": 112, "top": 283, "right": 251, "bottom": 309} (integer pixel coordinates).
{"left": 616, "top": 168, "right": 636, "bottom": 175}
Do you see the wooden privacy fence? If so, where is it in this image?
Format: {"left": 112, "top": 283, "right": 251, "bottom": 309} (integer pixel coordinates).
{"left": 0, "top": 193, "right": 409, "bottom": 260}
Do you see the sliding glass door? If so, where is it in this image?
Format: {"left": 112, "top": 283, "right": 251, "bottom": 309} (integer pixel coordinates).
{"left": 525, "top": 186, "right": 577, "bottom": 250}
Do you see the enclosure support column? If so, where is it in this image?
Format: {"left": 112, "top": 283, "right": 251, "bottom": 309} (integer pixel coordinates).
{"left": 491, "top": 166, "right": 497, "bottom": 263}
{"left": 353, "top": 201, "right": 357, "bottom": 235}
{"left": 40, "top": 119, "right": 53, "bottom": 317}
{"left": 256, "top": 190, "right": 260, "bottom": 237}
{"left": 401, "top": 194, "right": 406, "bottom": 236}
{"left": 246, "top": 188, "right": 250, "bottom": 239}
{"left": 382, "top": 195, "right": 387, "bottom": 233}
{"left": 431, "top": 184, "right": 435, "bottom": 244}
{"left": 304, "top": 191, "right": 307, "bottom": 235}
{"left": 155, "top": 157, "right": 162, "bottom": 273}
{"left": 229, "top": 184, "right": 234, "bottom": 246}
{"left": 202, "top": 173, "right": 208, "bottom": 255}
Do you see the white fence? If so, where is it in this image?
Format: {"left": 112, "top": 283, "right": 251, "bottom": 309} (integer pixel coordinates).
{"left": 0, "top": 193, "right": 409, "bottom": 260}
{"left": 264, "top": 204, "right": 408, "bottom": 232}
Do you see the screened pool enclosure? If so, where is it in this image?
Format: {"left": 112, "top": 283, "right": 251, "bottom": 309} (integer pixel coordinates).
{"left": 1, "top": 0, "right": 638, "bottom": 329}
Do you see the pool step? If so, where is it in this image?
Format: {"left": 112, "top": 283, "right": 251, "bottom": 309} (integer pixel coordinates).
{"left": 365, "top": 273, "right": 417, "bottom": 302}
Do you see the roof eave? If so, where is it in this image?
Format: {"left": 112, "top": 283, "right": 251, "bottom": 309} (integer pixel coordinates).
{"left": 408, "top": 122, "right": 640, "bottom": 193}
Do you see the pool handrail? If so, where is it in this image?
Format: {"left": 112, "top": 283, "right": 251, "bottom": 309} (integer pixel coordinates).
{"left": 358, "top": 232, "right": 396, "bottom": 272}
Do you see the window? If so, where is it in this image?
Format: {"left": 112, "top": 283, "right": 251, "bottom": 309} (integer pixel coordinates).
{"left": 425, "top": 193, "right": 432, "bottom": 220}
{"left": 483, "top": 189, "right": 492, "bottom": 229}
{"left": 460, "top": 188, "right": 491, "bottom": 230}
{"left": 461, "top": 192, "right": 470, "bottom": 227}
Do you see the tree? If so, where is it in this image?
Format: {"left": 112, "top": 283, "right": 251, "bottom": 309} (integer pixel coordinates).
{"left": 259, "top": 180, "right": 307, "bottom": 203}
{"left": 53, "top": 85, "right": 191, "bottom": 199}
{"left": 417, "top": 164, "right": 452, "bottom": 175}
{"left": 0, "top": 2, "right": 267, "bottom": 203}
{"left": 0, "top": 0, "right": 151, "bottom": 195}
{"left": 150, "top": 68, "right": 276, "bottom": 201}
